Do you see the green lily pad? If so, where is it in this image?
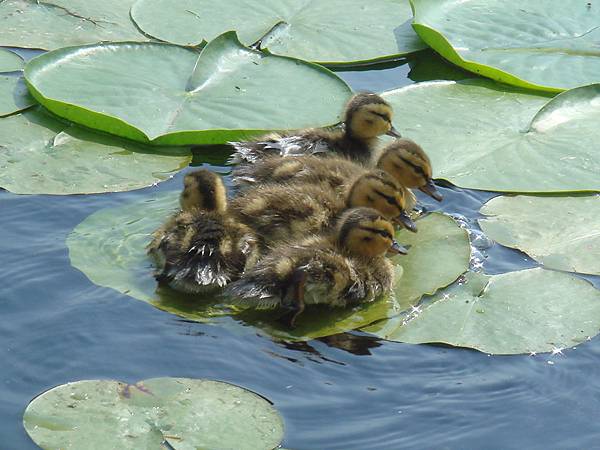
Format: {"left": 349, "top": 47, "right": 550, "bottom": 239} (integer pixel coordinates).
{"left": 241, "top": 213, "right": 470, "bottom": 341}
{"left": 23, "top": 377, "right": 284, "bottom": 450}
{"left": 69, "top": 195, "right": 470, "bottom": 341}
{"left": 25, "top": 32, "right": 352, "bottom": 146}
{"left": 411, "top": 0, "right": 600, "bottom": 92}
{"left": 0, "top": 49, "right": 24, "bottom": 72}
{"left": 0, "top": 109, "right": 191, "bottom": 195}
{"left": 0, "top": 76, "right": 34, "bottom": 116}
{"left": 480, "top": 195, "right": 600, "bottom": 275}
{"left": 0, "top": 0, "right": 146, "bottom": 50}
{"left": 131, "top": 0, "right": 426, "bottom": 66}
{"left": 383, "top": 79, "right": 600, "bottom": 193}
{"left": 366, "top": 269, "right": 600, "bottom": 354}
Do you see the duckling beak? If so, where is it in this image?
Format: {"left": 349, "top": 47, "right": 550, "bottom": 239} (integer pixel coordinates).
{"left": 419, "top": 180, "right": 443, "bottom": 202}
{"left": 389, "top": 240, "right": 409, "bottom": 255}
{"left": 394, "top": 212, "right": 418, "bottom": 233}
{"left": 386, "top": 126, "right": 402, "bottom": 138}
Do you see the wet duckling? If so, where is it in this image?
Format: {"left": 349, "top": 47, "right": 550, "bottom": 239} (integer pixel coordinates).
{"left": 229, "top": 169, "right": 416, "bottom": 249}
{"left": 147, "top": 170, "right": 259, "bottom": 294}
{"left": 225, "top": 207, "right": 406, "bottom": 327}
{"left": 228, "top": 92, "right": 401, "bottom": 165}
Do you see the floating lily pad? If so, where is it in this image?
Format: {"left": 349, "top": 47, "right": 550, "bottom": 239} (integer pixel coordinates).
{"left": 25, "top": 32, "right": 352, "bottom": 146}
{"left": 480, "top": 195, "right": 600, "bottom": 275}
{"left": 411, "top": 0, "right": 600, "bottom": 92}
{"left": 0, "top": 49, "right": 24, "bottom": 72}
{"left": 23, "top": 377, "right": 284, "bottom": 450}
{"left": 0, "top": 0, "right": 146, "bottom": 50}
{"left": 366, "top": 269, "right": 600, "bottom": 354}
{"left": 383, "top": 79, "right": 600, "bottom": 193}
{"left": 69, "top": 195, "right": 470, "bottom": 341}
{"left": 241, "top": 213, "right": 470, "bottom": 341}
{"left": 131, "top": 0, "right": 426, "bottom": 66}
{"left": 0, "top": 109, "right": 190, "bottom": 195}
{"left": 0, "top": 76, "right": 34, "bottom": 116}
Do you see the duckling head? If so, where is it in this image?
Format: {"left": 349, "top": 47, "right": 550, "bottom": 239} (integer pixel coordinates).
{"left": 344, "top": 93, "right": 401, "bottom": 140}
{"left": 337, "top": 207, "right": 408, "bottom": 258}
{"left": 180, "top": 169, "right": 227, "bottom": 213}
{"left": 376, "top": 139, "right": 443, "bottom": 202}
{"left": 346, "top": 170, "right": 417, "bottom": 232}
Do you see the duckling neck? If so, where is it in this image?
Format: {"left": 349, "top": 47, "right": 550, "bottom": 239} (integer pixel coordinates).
{"left": 339, "top": 130, "right": 376, "bottom": 164}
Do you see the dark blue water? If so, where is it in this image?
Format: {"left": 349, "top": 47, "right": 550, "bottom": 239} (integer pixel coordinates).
{"left": 3, "top": 50, "right": 600, "bottom": 450}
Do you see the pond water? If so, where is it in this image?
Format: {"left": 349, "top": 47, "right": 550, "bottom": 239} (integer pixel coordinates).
{"left": 3, "top": 50, "right": 600, "bottom": 449}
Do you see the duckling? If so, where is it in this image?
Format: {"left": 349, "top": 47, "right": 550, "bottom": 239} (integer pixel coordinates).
{"left": 229, "top": 169, "right": 416, "bottom": 250}
{"left": 225, "top": 207, "right": 406, "bottom": 327}
{"left": 147, "top": 170, "right": 259, "bottom": 294}
{"left": 375, "top": 138, "right": 442, "bottom": 202}
{"left": 231, "top": 138, "right": 441, "bottom": 210}
{"left": 228, "top": 92, "right": 401, "bottom": 165}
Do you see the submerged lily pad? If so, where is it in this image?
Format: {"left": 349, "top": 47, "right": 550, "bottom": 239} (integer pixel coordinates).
{"left": 69, "top": 196, "right": 470, "bottom": 341}
{"left": 23, "top": 377, "right": 284, "bottom": 450}
{"left": 0, "top": 0, "right": 146, "bottom": 50}
{"left": 0, "top": 76, "right": 34, "bottom": 116}
{"left": 131, "top": 0, "right": 426, "bottom": 65}
{"left": 25, "top": 32, "right": 352, "bottom": 146}
{"left": 366, "top": 269, "right": 600, "bottom": 354}
{"left": 480, "top": 195, "right": 600, "bottom": 275}
{"left": 411, "top": 0, "right": 600, "bottom": 92}
{"left": 0, "top": 49, "right": 24, "bottom": 72}
{"left": 383, "top": 79, "right": 600, "bottom": 193}
{"left": 0, "top": 109, "right": 190, "bottom": 195}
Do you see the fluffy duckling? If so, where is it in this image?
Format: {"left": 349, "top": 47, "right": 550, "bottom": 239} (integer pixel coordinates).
{"left": 147, "top": 170, "right": 259, "bottom": 294}
{"left": 231, "top": 138, "right": 441, "bottom": 209}
{"left": 228, "top": 92, "right": 401, "bottom": 165}
{"left": 225, "top": 207, "right": 406, "bottom": 327}
{"left": 375, "top": 139, "right": 442, "bottom": 202}
{"left": 229, "top": 169, "right": 416, "bottom": 250}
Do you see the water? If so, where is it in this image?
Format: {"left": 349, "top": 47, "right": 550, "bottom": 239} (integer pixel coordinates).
{"left": 3, "top": 51, "right": 600, "bottom": 450}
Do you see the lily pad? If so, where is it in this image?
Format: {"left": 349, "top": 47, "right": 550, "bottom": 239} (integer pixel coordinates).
{"left": 411, "top": 0, "right": 600, "bottom": 92}
{"left": 0, "top": 109, "right": 191, "bottom": 195}
{"left": 241, "top": 213, "right": 470, "bottom": 341}
{"left": 25, "top": 32, "right": 352, "bottom": 146}
{"left": 131, "top": 0, "right": 426, "bottom": 66}
{"left": 480, "top": 195, "right": 600, "bottom": 275}
{"left": 0, "top": 76, "right": 34, "bottom": 116}
{"left": 23, "top": 377, "right": 284, "bottom": 450}
{"left": 366, "top": 269, "right": 600, "bottom": 354}
{"left": 69, "top": 195, "right": 470, "bottom": 341}
{"left": 383, "top": 79, "right": 600, "bottom": 193}
{"left": 0, "top": 49, "right": 24, "bottom": 72}
{"left": 0, "top": 0, "right": 146, "bottom": 50}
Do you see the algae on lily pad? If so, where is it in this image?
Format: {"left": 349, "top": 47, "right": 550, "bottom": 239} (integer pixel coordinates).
{"left": 25, "top": 32, "right": 353, "bottom": 146}
{"left": 366, "top": 269, "right": 600, "bottom": 355}
{"left": 0, "top": 76, "right": 34, "bottom": 116}
{"left": 480, "top": 195, "right": 600, "bottom": 275}
{"left": 23, "top": 377, "right": 284, "bottom": 450}
{"left": 242, "top": 213, "right": 470, "bottom": 341}
{"left": 131, "top": 0, "right": 426, "bottom": 65}
{"left": 0, "top": 49, "right": 24, "bottom": 72}
{"left": 383, "top": 79, "right": 600, "bottom": 193}
{"left": 411, "top": 0, "right": 600, "bottom": 92}
{"left": 0, "top": 109, "right": 191, "bottom": 195}
{"left": 0, "top": 0, "right": 146, "bottom": 50}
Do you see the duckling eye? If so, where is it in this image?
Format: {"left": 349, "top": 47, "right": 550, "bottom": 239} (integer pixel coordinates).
{"left": 362, "top": 236, "right": 373, "bottom": 242}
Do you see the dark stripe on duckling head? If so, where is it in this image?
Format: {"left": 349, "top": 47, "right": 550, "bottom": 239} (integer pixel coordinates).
{"left": 373, "top": 189, "right": 403, "bottom": 210}
{"left": 400, "top": 156, "right": 427, "bottom": 177}
{"left": 337, "top": 207, "right": 386, "bottom": 246}
{"left": 358, "top": 226, "right": 393, "bottom": 240}
{"left": 185, "top": 170, "right": 221, "bottom": 211}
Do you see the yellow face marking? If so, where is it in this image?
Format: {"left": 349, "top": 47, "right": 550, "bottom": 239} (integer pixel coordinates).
{"left": 349, "top": 103, "right": 394, "bottom": 139}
